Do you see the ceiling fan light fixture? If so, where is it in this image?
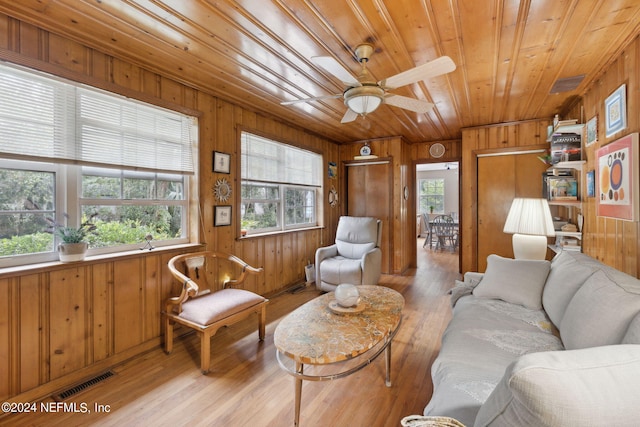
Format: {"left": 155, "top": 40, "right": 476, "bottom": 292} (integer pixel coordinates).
{"left": 344, "top": 85, "right": 385, "bottom": 114}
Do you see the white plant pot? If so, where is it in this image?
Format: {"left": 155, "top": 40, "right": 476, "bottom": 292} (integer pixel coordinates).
{"left": 58, "top": 242, "right": 88, "bottom": 262}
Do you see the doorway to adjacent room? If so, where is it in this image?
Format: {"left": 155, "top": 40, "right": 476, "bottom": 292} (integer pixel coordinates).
{"left": 416, "top": 162, "right": 459, "bottom": 269}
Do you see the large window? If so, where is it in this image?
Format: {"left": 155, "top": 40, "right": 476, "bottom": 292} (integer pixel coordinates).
{"left": 418, "top": 178, "right": 445, "bottom": 214}
{"left": 240, "top": 132, "right": 321, "bottom": 234}
{"left": 0, "top": 61, "right": 196, "bottom": 267}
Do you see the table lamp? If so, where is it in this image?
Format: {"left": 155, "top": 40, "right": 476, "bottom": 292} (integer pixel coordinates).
{"left": 503, "top": 198, "right": 555, "bottom": 260}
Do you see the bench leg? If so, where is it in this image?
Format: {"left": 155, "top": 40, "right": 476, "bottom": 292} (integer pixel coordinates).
{"left": 165, "top": 317, "right": 174, "bottom": 354}
{"left": 258, "top": 305, "right": 267, "bottom": 341}
{"left": 200, "top": 331, "right": 211, "bottom": 374}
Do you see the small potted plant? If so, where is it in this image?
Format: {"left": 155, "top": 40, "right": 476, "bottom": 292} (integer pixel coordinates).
{"left": 47, "top": 213, "right": 98, "bottom": 262}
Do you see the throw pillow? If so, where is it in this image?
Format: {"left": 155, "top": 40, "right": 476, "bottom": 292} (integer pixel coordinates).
{"left": 475, "top": 345, "right": 640, "bottom": 427}
{"left": 542, "top": 251, "right": 596, "bottom": 327}
{"left": 473, "top": 254, "right": 551, "bottom": 310}
{"left": 560, "top": 269, "right": 640, "bottom": 349}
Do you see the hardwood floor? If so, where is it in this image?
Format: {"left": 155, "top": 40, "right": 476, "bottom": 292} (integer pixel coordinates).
{"left": 1, "top": 239, "right": 461, "bottom": 427}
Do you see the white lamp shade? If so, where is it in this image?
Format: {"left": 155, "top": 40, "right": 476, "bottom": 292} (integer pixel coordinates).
{"left": 503, "top": 198, "right": 555, "bottom": 237}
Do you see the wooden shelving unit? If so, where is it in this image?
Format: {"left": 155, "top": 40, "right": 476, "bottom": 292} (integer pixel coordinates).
{"left": 546, "top": 121, "right": 586, "bottom": 252}
{"left": 550, "top": 230, "right": 583, "bottom": 253}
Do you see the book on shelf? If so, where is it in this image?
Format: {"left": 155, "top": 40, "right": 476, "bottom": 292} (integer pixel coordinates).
{"left": 551, "top": 132, "right": 581, "bottom": 164}
{"left": 548, "top": 177, "right": 578, "bottom": 200}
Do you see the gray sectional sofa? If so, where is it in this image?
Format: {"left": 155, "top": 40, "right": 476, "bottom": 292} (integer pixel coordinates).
{"left": 424, "top": 251, "right": 640, "bottom": 426}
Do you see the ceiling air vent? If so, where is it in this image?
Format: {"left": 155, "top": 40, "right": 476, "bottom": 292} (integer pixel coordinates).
{"left": 550, "top": 75, "right": 585, "bottom": 94}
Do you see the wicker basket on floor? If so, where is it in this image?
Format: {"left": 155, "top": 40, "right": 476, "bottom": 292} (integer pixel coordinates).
{"left": 400, "top": 415, "right": 466, "bottom": 427}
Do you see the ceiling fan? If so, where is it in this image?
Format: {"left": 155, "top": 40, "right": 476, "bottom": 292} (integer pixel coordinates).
{"left": 282, "top": 43, "right": 456, "bottom": 123}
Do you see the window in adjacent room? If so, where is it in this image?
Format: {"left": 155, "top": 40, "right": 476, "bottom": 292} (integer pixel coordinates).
{"left": 0, "top": 61, "right": 197, "bottom": 268}
{"left": 240, "top": 131, "right": 321, "bottom": 235}
{"left": 418, "top": 178, "right": 445, "bottom": 214}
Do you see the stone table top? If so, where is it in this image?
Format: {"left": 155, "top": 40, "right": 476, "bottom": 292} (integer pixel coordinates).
{"left": 274, "top": 285, "right": 404, "bottom": 365}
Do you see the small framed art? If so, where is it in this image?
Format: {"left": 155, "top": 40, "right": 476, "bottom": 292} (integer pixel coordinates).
{"left": 604, "top": 84, "right": 626, "bottom": 138}
{"left": 213, "top": 151, "right": 231, "bottom": 174}
{"left": 214, "top": 205, "right": 232, "bottom": 226}
{"left": 586, "top": 169, "right": 595, "bottom": 197}
{"left": 586, "top": 115, "right": 597, "bottom": 146}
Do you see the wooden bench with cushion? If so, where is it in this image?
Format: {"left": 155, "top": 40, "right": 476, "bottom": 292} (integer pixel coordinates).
{"left": 164, "top": 251, "right": 268, "bottom": 374}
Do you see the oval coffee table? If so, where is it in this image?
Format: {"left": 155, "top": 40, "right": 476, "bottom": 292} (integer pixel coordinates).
{"left": 274, "top": 285, "right": 404, "bottom": 426}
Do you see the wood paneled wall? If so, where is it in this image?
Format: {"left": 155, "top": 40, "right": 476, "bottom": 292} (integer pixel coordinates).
{"left": 337, "top": 137, "right": 463, "bottom": 274}
{"left": 0, "top": 247, "right": 199, "bottom": 401}
{"left": 460, "top": 34, "right": 640, "bottom": 277}
{"left": 339, "top": 137, "right": 415, "bottom": 274}
{"left": 575, "top": 35, "right": 640, "bottom": 277}
{"left": 0, "top": 14, "right": 340, "bottom": 401}
{"left": 460, "top": 120, "right": 551, "bottom": 274}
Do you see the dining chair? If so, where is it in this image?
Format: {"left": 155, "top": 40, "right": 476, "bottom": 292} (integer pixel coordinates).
{"left": 431, "top": 214, "right": 457, "bottom": 251}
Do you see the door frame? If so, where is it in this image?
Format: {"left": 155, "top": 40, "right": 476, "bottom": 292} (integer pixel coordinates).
{"left": 470, "top": 145, "right": 549, "bottom": 272}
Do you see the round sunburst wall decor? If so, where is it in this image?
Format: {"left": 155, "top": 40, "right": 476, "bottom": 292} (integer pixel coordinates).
{"left": 213, "top": 178, "right": 232, "bottom": 202}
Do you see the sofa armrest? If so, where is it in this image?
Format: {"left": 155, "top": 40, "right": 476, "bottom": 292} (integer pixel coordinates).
{"left": 315, "top": 244, "right": 338, "bottom": 288}
{"left": 475, "top": 345, "right": 640, "bottom": 427}
{"left": 463, "top": 271, "right": 484, "bottom": 287}
{"left": 361, "top": 247, "right": 382, "bottom": 286}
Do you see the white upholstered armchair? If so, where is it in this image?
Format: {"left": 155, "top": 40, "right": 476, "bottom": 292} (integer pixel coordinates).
{"left": 315, "top": 216, "right": 382, "bottom": 292}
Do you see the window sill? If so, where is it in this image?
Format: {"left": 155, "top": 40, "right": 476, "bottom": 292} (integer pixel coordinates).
{"left": 0, "top": 243, "right": 205, "bottom": 278}
{"left": 238, "top": 226, "right": 324, "bottom": 240}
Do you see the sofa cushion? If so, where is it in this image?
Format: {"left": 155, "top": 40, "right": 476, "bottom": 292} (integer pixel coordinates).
{"left": 178, "top": 288, "right": 266, "bottom": 325}
{"left": 474, "top": 345, "right": 640, "bottom": 427}
{"left": 542, "top": 251, "right": 597, "bottom": 327}
{"left": 424, "top": 296, "right": 562, "bottom": 426}
{"left": 560, "top": 269, "right": 640, "bottom": 349}
{"left": 319, "top": 256, "right": 362, "bottom": 285}
{"left": 473, "top": 255, "right": 550, "bottom": 310}
{"left": 336, "top": 240, "right": 375, "bottom": 259}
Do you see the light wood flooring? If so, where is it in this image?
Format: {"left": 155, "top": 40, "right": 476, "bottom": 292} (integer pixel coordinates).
{"left": 1, "top": 239, "right": 461, "bottom": 427}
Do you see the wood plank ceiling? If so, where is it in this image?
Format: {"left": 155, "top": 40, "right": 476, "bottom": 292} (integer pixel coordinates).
{"left": 1, "top": 0, "right": 639, "bottom": 144}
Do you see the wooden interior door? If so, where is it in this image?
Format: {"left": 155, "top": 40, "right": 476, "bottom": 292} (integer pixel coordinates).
{"left": 346, "top": 161, "right": 391, "bottom": 274}
{"left": 477, "top": 151, "right": 548, "bottom": 271}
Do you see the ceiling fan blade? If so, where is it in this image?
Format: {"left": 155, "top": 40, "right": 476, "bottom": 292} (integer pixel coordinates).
{"left": 341, "top": 108, "right": 359, "bottom": 123}
{"left": 281, "top": 94, "right": 342, "bottom": 105}
{"left": 384, "top": 94, "right": 434, "bottom": 113}
{"left": 311, "top": 56, "right": 361, "bottom": 87}
{"left": 380, "top": 56, "right": 456, "bottom": 89}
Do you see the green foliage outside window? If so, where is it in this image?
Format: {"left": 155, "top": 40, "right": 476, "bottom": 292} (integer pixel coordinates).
{"left": 0, "top": 167, "right": 183, "bottom": 257}
{"left": 419, "top": 178, "right": 445, "bottom": 214}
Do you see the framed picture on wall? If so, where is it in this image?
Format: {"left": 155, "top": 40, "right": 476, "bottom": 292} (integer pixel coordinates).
{"left": 586, "top": 115, "right": 598, "bottom": 146}
{"left": 604, "top": 84, "right": 627, "bottom": 138}
{"left": 586, "top": 169, "right": 595, "bottom": 197}
{"left": 214, "top": 205, "right": 232, "bottom": 226}
{"left": 213, "top": 151, "right": 231, "bottom": 174}
{"left": 596, "top": 133, "right": 639, "bottom": 221}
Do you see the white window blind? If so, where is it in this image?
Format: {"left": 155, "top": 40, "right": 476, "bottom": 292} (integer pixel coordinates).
{"left": 0, "top": 61, "right": 196, "bottom": 174}
{"left": 241, "top": 132, "right": 321, "bottom": 186}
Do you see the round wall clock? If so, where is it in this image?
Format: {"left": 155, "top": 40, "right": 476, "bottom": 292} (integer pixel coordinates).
{"left": 213, "top": 178, "right": 232, "bottom": 202}
{"left": 429, "top": 143, "right": 446, "bottom": 158}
